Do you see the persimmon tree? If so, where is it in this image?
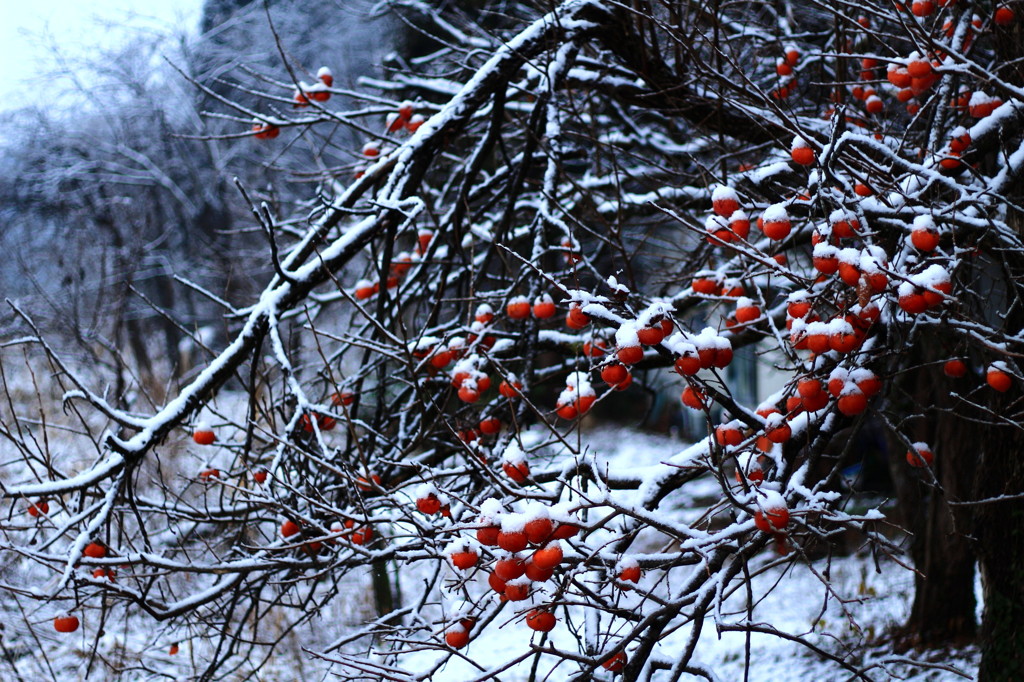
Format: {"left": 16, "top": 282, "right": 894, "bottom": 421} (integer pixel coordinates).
{"left": 3, "top": 0, "right": 1024, "bottom": 680}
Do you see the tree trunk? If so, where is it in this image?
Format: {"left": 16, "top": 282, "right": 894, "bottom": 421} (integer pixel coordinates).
{"left": 890, "top": 352, "right": 977, "bottom": 649}
{"left": 972, "top": 395, "right": 1024, "bottom": 681}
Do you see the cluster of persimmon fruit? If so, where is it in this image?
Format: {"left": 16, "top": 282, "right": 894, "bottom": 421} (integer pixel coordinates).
{"left": 435, "top": 494, "right": 640, "bottom": 674}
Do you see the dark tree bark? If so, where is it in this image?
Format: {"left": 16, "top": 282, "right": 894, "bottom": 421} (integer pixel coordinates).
{"left": 972, "top": 413, "right": 1024, "bottom": 682}
{"left": 889, "top": 348, "right": 977, "bottom": 650}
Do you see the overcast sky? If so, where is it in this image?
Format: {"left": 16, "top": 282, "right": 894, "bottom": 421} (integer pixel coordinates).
{"left": 0, "top": 0, "right": 201, "bottom": 111}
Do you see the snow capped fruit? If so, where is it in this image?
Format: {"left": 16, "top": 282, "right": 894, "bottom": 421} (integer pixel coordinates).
{"left": 445, "top": 627, "right": 470, "bottom": 649}
{"left": 503, "top": 460, "right": 530, "bottom": 483}
{"left": 354, "top": 279, "right": 376, "bottom": 300}
{"left": 898, "top": 290, "right": 928, "bottom": 314}
{"left": 854, "top": 370, "right": 882, "bottom": 397}
{"left": 691, "top": 275, "right": 720, "bottom": 295}
{"left": 969, "top": 92, "right": 1003, "bottom": 118}
{"left": 761, "top": 204, "right": 792, "bottom": 240}
{"left": 987, "top": 363, "right": 1013, "bottom": 392}
{"left": 715, "top": 423, "right": 744, "bottom": 447}
{"left": 729, "top": 211, "right": 751, "bottom": 240}
{"left": 406, "top": 114, "right": 425, "bottom": 133}
{"left": 497, "top": 529, "right": 528, "bottom": 553}
{"left": 199, "top": 468, "right": 221, "bottom": 481}
{"left": 837, "top": 388, "right": 868, "bottom": 416}
{"left": 711, "top": 185, "right": 740, "bottom": 217}
{"left": 566, "top": 304, "right": 590, "bottom": 329}
{"left": 674, "top": 352, "right": 702, "bottom": 376}
{"left": 531, "top": 542, "right": 563, "bottom": 570}
{"left": 636, "top": 323, "right": 665, "bottom": 346}
{"left": 526, "top": 609, "right": 556, "bottom": 632}
{"left": 524, "top": 517, "right": 554, "bottom": 545}
{"left": 797, "top": 378, "right": 822, "bottom": 399}
{"left": 192, "top": 425, "right": 215, "bottom": 445}
{"left": 754, "top": 494, "right": 790, "bottom": 532}
{"left": 451, "top": 549, "right": 478, "bottom": 570}
{"left": 910, "top": 215, "right": 940, "bottom": 252}
{"left": 995, "top": 5, "right": 1016, "bottom": 26}
{"left": 907, "top": 53, "right": 931, "bottom": 79}
{"left": 532, "top": 294, "right": 556, "bottom": 319}
{"left": 912, "top": 0, "right": 935, "bottom": 16}
{"left": 906, "top": 442, "right": 934, "bottom": 467}
{"left": 791, "top": 137, "right": 815, "bottom": 166}
{"left": 556, "top": 400, "right": 579, "bottom": 420}
{"left": 307, "top": 81, "right": 330, "bottom": 101}
{"left": 602, "top": 651, "right": 627, "bottom": 673}
{"left": 619, "top": 564, "right": 642, "bottom": 583}
{"left": 417, "top": 493, "right": 442, "bottom": 515}
{"left": 54, "top": 615, "right": 80, "bottom": 633}
{"left": 944, "top": 359, "right": 968, "bottom": 378}
{"left": 251, "top": 122, "right": 280, "bottom": 139}
{"left": 507, "top": 296, "right": 530, "bottom": 319}
{"left": 499, "top": 378, "right": 523, "bottom": 398}
{"left": 617, "top": 344, "right": 643, "bottom": 365}
{"left": 281, "top": 520, "right": 300, "bottom": 539}
{"left": 765, "top": 414, "right": 792, "bottom": 443}
{"left": 504, "top": 580, "right": 530, "bottom": 601}
{"left": 735, "top": 299, "right": 761, "bottom": 324}
{"left": 887, "top": 64, "right": 912, "bottom": 88}
{"left": 813, "top": 244, "right": 839, "bottom": 275}
{"left": 458, "top": 384, "right": 480, "bottom": 403}
{"left": 830, "top": 210, "right": 860, "bottom": 239}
